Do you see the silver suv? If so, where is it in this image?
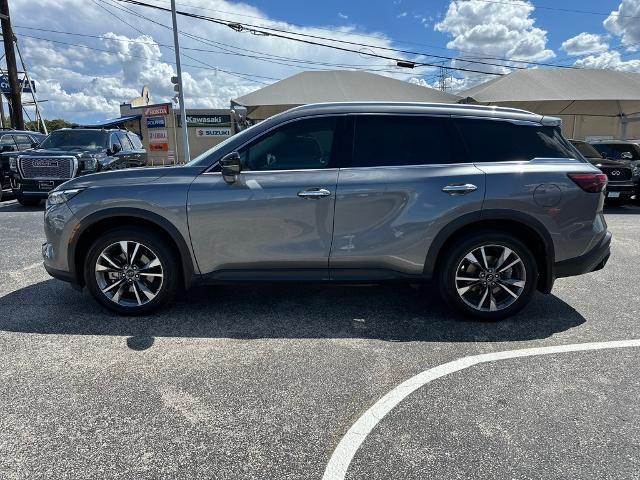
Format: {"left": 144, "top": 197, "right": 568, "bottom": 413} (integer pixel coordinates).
{"left": 42, "top": 102, "right": 611, "bottom": 320}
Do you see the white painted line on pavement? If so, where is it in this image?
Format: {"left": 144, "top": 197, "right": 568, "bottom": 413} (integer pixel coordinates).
{"left": 322, "top": 339, "right": 640, "bottom": 480}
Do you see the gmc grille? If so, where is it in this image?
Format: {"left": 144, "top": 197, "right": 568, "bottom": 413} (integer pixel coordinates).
{"left": 600, "top": 166, "right": 632, "bottom": 182}
{"left": 18, "top": 156, "right": 76, "bottom": 180}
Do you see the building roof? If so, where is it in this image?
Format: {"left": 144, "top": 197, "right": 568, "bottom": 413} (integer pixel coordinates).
{"left": 459, "top": 68, "right": 640, "bottom": 118}
{"left": 462, "top": 69, "right": 640, "bottom": 103}
{"left": 79, "top": 114, "right": 142, "bottom": 128}
{"left": 232, "top": 70, "right": 461, "bottom": 118}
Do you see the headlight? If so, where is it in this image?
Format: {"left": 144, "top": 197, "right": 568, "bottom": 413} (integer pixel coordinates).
{"left": 82, "top": 158, "right": 98, "bottom": 171}
{"left": 9, "top": 156, "right": 17, "bottom": 171}
{"left": 46, "top": 188, "right": 84, "bottom": 208}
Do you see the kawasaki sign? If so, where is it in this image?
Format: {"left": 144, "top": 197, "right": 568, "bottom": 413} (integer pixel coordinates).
{"left": 176, "top": 114, "right": 231, "bottom": 128}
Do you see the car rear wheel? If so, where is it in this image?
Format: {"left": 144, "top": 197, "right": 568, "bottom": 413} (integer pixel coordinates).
{"left": 84, "top": 228, "right": 179, "bottom": 315}
{"left": 438, "top": 231, "right": 537, "bottom": 321}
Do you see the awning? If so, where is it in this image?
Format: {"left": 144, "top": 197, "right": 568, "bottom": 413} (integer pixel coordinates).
{"left": 232, "top": 70, "right": 461, "bottom": 119}
{"left": 460, "top": 69, "right": 640, "bottom": 117}
{"left": 79, "top": 114, "right": 142, "bottom": 128}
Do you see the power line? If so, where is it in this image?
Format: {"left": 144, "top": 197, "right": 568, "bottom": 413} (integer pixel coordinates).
{"left": 97, "top": 0, "right": 444, "bottom": 75}
{"left": 96, "top": 0, "right": 270, "bottom": 85}
{"left": 449, "top": 0, "right": 640, "bottom": 20}
{"left": 12, "top": 32, "right": 279, "bottom": 83}
{"left": 113, "top": 0, "right": 511, "bottom": 76}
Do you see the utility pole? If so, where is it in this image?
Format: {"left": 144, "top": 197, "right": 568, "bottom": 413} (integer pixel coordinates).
{"left": 438, "top": 66, "right": 450, "bottom": 92}
{"left": 0, "top": 0, "right": 24, "bottom": 129}
{"left": 170, "top": 0, "right": 190, "bottom": 163}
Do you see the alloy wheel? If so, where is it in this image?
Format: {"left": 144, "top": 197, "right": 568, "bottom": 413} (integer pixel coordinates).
{"left": 454, "top": 244, "right": 526, "bottom": 312}
{"left": 94, "top": 240, "right": 164, "bottom": 307}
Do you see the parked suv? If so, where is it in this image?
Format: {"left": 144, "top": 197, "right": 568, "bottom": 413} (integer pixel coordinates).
{"left": 42, "top": 103, "right": 611, "bottom": 320}
{"left": 10, "top": 128, "right": 146, "bottom": 206}
{"left": 570, "top": 139, "right": 640, "bottom": 206}
{"left": 0, "top": 129, "right": 45, "bottom": 201}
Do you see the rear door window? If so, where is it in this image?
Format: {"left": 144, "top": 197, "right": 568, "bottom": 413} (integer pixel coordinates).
{"left": 13, "top": 134, "right": 33, "bottom": 150}
{"left": 590, "top": 143, "right": 640, "bottom": 160}
{"left": 454, "top": 118, "right": 576, "bottom": 162}
{"left": 349, "top": 115, "right": 455, "bottom": 167}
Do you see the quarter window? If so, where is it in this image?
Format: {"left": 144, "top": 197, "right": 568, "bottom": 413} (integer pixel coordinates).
{"left": 239, "top": 117, "right": 339, "bottom": 171}
{"left": 12, "top": 134, "right": 33, "bottom": 150}
{"left": 350, "top": 115, "right": 454, "bottom": 168}
{"left": 454, "top": 118, "right": 576, "bottom": 162}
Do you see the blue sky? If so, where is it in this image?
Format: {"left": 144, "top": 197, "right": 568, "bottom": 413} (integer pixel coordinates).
{"left": 250, "top": 0, "right": 619, "bottom": 58}
{"left": 10, "top": 0, "right": 640, "bottom": 122}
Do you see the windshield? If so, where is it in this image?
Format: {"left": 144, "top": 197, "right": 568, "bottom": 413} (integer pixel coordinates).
{"left": 572, "top": 142, "right": 602, "bottom": 159}
{"left": 38, "top": 130, "right": 108, "bottom": 150}
{"left": 591, "top": 142, "right": 640, "bottom": 160}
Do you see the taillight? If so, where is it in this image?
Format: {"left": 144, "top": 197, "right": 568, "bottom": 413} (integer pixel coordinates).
{"left": 568, "top": 173, "right": 608, "bottom": 193}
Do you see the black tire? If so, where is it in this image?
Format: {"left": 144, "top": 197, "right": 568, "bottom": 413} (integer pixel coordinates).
{"left": 84, "top": 227, "right": 179, "bottom": 315}
{"left": 438, "top": 230, "right": 538, "bottom": 321}
{"left": 16, "top": 195, "right": 41, "bottom": 207}
{"left": 605, "top": 198, "right": 625, "bottom": 207}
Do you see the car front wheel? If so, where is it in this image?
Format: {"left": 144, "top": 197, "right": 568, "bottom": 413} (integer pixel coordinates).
{"left": 438, "top": 231, "right": 537, "bottom": 321}
{"left": 84, "top": 228, "right": 179, "bottom": 315}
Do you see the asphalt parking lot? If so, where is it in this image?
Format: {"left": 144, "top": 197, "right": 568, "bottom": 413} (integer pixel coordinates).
{"left": 0, "top": 199, "right": 638, "bottom": 480}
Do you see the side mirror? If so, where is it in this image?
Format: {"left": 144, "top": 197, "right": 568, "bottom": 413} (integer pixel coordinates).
{"left": 221, "top": 151, "right": 242, "bottom": 184}
{"left": 31, "top": 142, "right": 39, "bottom": 149}
{"left": 111, "top": 143, "right": 122, "bottom": 154}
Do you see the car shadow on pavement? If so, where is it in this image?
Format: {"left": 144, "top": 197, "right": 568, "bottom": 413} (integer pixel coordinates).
{"left": 0, "top": 200, "right": 44, "bottom": 212}
{"left": 0, "top": 279, "right": 585, "bottom": 349}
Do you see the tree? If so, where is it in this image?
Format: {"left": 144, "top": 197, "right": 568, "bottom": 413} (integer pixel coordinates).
{"left": 23, "top": 118, "right": 77, "bottom": 132}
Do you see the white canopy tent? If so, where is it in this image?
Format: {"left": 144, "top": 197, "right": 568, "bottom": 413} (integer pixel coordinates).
{"left": 232, "top": 70, "right": 461, "bottom": 121}
{"left": 461, "top": 69, "right": 640, "bottom": 140}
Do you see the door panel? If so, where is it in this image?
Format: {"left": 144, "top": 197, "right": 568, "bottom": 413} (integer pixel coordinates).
{"left": 187, "top": 170, "right": 338, "bottom": 276}
{"left": 330, "top": 114, "right": 485, "bottom": 278}
{"left": 331, "top": 164, "right": 486, "bottom": 277}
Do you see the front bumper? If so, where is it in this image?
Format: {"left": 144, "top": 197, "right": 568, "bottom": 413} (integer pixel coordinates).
{"left": 42, "top": 201, "right": 80, "bottom": 285}
{"left": 554, "top": 231, "right": 612, "bottom": 279}
{"left": 10, "top": 175, "right": 68, "bottom": 199}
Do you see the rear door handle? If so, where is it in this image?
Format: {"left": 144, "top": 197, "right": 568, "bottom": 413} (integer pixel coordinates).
{"left": 442, "top": 183, "right": 478, "bottom": 195}
{"left": 298, "top": 188, "right": 331, "bottom": 199}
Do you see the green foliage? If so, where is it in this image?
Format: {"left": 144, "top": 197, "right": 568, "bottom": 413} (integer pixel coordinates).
{"left": 23, "top": 118, "right": 77, "bottom": 132}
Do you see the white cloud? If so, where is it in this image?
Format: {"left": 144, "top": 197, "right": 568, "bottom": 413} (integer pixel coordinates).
{"left": 561, "top": 33, "right": 609, "bottom": 56}
{"left": 337, "top": 12, "right": 348, "bottom": 20}
{"left": 396, "top": 12, "right": 408, "bottom": 19}
{"left": 603, "top": 0, "right": 640, "bottom": 50}
{"left": 556, "top": 1, "right": 640, "bottom": 73}
{"left": 573, "top": 50, "right": 640, "bottom": 71}
{"left": 11, "top": 0, "right": 434, "bottom": 122}
{"left": 434, "top": 0, "right": 555, "bottom": 91}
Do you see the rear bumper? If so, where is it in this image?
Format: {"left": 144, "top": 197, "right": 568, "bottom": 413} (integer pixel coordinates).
{"left": 554, "top": 231, "right": 611, "bottom": 279}
{"left": 606, "top": 181, "right": 636, "bottom": 197}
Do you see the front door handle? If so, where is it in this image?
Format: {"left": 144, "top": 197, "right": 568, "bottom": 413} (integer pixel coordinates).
{"left": 298, "top": 188, "right": 331, "bottom": 199}
{"left": 442, "top": 183, "right": 478, "bottom": 195}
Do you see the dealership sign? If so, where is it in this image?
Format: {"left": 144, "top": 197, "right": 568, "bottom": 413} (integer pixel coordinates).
{"left": 149, "top": 143, "right": 169, "bottom": 152}
{"left": 148, "top": 129, "right": 169, "bottom": 143}
{"left": 196, "top": 127, "right": 232, "bottom": 137}
{"left": 0, "top": 75, "right": 35, "bottom": 94}
{"left": 146, "top": 116, "right": 166, "bottom": 128}
{"left": 177, "top": 114, "right": 231, "bottom": 128}
{"left": 144, "top": 104, "right": 170, "bottom": 116}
